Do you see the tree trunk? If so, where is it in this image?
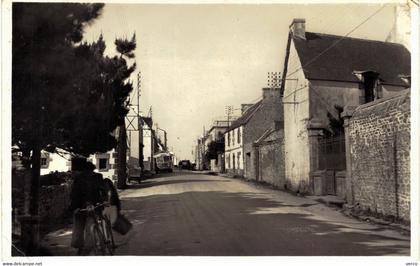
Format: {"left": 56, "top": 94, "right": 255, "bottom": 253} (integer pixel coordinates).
{"left": 20, "top": 144, "right": 41, "bottom": 255}
{"left": 117, "top": 121, "right": 127, "bottom": 189}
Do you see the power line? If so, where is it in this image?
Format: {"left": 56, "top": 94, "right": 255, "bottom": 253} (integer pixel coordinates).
{"left": 283, "top": 84, "right": 308, "bottom": 99}
{"left": 286, "top": 4, "right": 388, "bottom": 79}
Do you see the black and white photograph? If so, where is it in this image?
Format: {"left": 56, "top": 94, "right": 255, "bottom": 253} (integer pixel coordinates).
{"left": 1, "top": 0, "right": 419, "bottom": 264}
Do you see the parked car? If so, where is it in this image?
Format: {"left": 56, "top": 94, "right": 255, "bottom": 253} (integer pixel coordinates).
{"left": 178, "top": 160, "right": 192, "bottom": 170}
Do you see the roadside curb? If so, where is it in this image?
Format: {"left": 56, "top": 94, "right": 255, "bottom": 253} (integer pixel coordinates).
{"left": 340, "top": 206, "right": 410, "bottom": 235}
{"left": 216, "top": 171, "right": 411, "bottom": 234}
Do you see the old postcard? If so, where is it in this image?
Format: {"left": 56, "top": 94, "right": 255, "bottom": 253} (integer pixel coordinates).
{"left": 1, "top": 0, "right": 419, "bottom": 265}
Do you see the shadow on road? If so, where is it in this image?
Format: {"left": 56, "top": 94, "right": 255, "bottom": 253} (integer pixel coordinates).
{"left": 119, "top": 190, "right": 410, "bottom": 256}
{"left": 127, "top": 179, "right": 229, "bottom": 189}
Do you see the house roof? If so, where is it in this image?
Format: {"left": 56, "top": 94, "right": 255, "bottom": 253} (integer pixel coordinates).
{"left": 254, "top": 127, "right": 274, "bottom": 144}
{"left": 227, "top": 100, "right": 263, "bottom": 131}
{"left": 292, "top": 32, "right": 411, "bottom": 86}
{"left": 141, "top": 116, "right": 153, "bottom": 129}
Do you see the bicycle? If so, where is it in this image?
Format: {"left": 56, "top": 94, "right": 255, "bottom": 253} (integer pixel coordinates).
{"left": 79, "top": 202, "right": 116, "bottom": 255}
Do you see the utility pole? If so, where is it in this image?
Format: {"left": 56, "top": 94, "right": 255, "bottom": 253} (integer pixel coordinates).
{"left": 225, "top": 105, "right": 233, "bottom": 126}
{"left": 125, "top": 71, "right": 143, "bottom": 181}
{"left": 137, "top": 72, "right": 144, "bottom": 173}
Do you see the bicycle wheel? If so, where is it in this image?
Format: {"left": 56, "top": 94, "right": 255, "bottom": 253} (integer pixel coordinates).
{"left": 91, "top": 224, "right": 107, "bottom": 255}
{"left": 103, "top": 217, "right": 115, "bottom": 255}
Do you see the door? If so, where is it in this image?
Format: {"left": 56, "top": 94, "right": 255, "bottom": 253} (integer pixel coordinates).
{"left": 325, "top": 170, "right": 335, "bottom": 195}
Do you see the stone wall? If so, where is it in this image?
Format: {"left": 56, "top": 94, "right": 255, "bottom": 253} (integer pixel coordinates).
{"left": 39, "top": 181, "right": 73, "bottom": 222}
{"left": 255, "top": 129, "right": 285, "bottom": 187}
{"left": 12, "top": 171, "right": 73, "bottom": 235}
{"left": 348, "top": 90, "right": 410, "bottom": 222}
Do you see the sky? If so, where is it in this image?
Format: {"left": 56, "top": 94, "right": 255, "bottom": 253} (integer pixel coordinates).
{"left": 82, "top": 3, "right": 397, "bottom": 161}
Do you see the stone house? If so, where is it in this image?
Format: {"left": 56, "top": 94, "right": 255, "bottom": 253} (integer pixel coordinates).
{"left": 280, "top": 18, "right": 411, "bottom": 194}
{"left": 224, "top": 87, "right": 283, "bottom": 177}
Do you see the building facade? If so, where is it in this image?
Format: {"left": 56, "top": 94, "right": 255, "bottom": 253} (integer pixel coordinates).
{"left": 281, "top": 18, "right": 411, "bottom": 194}
{"left": 242, "top": 88, "right": 283, "bottom": 181}
{"left": 224, "top": 125, "right": 244, "bottom": 175}
{"left": 253, "top": 123, "right": 285, "bottom": 187}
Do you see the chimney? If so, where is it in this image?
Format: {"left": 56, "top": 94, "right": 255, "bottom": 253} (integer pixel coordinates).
{"left": 290, "top": 18, "right": 306, "bottom": 40}
{"left": 262, "top": 87, "right": 278, "bottom": 99}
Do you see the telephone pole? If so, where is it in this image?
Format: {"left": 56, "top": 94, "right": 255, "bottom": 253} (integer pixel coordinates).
{"left": 225, "top": 105, "right": 233, "bottom": 126}
{"left": 137, "top": 72, "right": 144, "bottom": 172}
{"left": 126, "top": 71, "right": 143, "bottom": 179}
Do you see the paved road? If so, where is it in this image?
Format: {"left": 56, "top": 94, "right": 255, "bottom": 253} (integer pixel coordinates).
{"left": 43, "top": 170, "right": 410, "bottom": 256}
{"left": 114, "top": 171, "right": 409, "bottom": 256}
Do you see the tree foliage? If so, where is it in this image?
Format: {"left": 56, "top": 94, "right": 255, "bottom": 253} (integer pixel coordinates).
{"left": 205, "top": 139, "right": 225, "bottom": 161}
{"left": 12, "top": 3, "right": 135, "bottom": 157}
{"left": 12, "top": 3, "right": 137, "bottom": 252}
{"left": 326, "top": 105, "right": 344, "bottom": 137}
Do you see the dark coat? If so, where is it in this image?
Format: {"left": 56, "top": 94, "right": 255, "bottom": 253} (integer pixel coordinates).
{"left": 70, "top": 171, "right": 106, "bottom": 211}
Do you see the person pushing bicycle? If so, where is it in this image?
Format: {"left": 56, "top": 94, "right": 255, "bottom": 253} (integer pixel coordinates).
{"left": 69, "top": 157, "right": 120, "bottom": 255}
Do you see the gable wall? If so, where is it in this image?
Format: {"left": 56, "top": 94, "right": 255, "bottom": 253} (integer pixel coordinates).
{"left": 243, "top": 93, "right": 283, "bottom": 179}
{"left": 283, "top": 41, "right": 311, "bottom": 191}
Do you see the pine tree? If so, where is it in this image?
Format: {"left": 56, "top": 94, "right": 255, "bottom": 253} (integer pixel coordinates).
{"left": 12, "top": 3, "right": 136, "bottom": 252}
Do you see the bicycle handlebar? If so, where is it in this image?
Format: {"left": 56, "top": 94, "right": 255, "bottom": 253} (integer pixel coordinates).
{"left": 78, "top": 202, "right": 111, "bottom": 212}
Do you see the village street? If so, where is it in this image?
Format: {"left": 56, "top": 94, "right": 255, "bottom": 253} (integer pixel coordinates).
{"left": 42, "top": 170, "right": 410, "bottom": 256}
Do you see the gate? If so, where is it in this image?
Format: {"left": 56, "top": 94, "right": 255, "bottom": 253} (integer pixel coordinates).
{"left": 318, "top": 134, "right": 346, "bottom": 171}
{"left": 318, "top": 134, "right": 346, "bottom": 195}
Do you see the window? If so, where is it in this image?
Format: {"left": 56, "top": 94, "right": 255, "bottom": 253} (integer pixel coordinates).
{"left": 356, "top": 71, "right": 381, "bottom": 104}
{"left": 237, "top": 152, "right": 241, "bottom": 169}
{"left": 217, "top": 132, "right": 223, "bottom": 140}
{"left": 99, "top": 158, "right": 108, "bottom": 170}
{"left": 237, "top": 128, "right": 241, "bottom": 144}
{"left": 226, "top": 154, "right": 230, "bottom": 169}
{"left": 232, "top": 154, "right": 236, "bottom": 170}
{"left": 41, "top": 157, "right": 48, "bottom": 168}
{"left": 232, "top": 129, "right": 235, "bottom": 145}
{"left": 228, "top": 132, "right": 231, "bottom": 146}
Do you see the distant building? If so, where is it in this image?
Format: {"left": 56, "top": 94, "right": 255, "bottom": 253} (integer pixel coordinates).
{"left": 141, "top": 116, "right": 158, "bottom": 173}
{"left": 205, "top": 120, "right": 230, "bottom": 172}
{"left": 224, "top": 89, "right": 282, "bottom": 177}
{"left": 38, "top": 148, "right": 119, "bottom": 181}
{"left": 224, "top": 111, "right": 248, "bottom": 176}
{"left": 224, "top": 87, "right": 283, "bottom": 178}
